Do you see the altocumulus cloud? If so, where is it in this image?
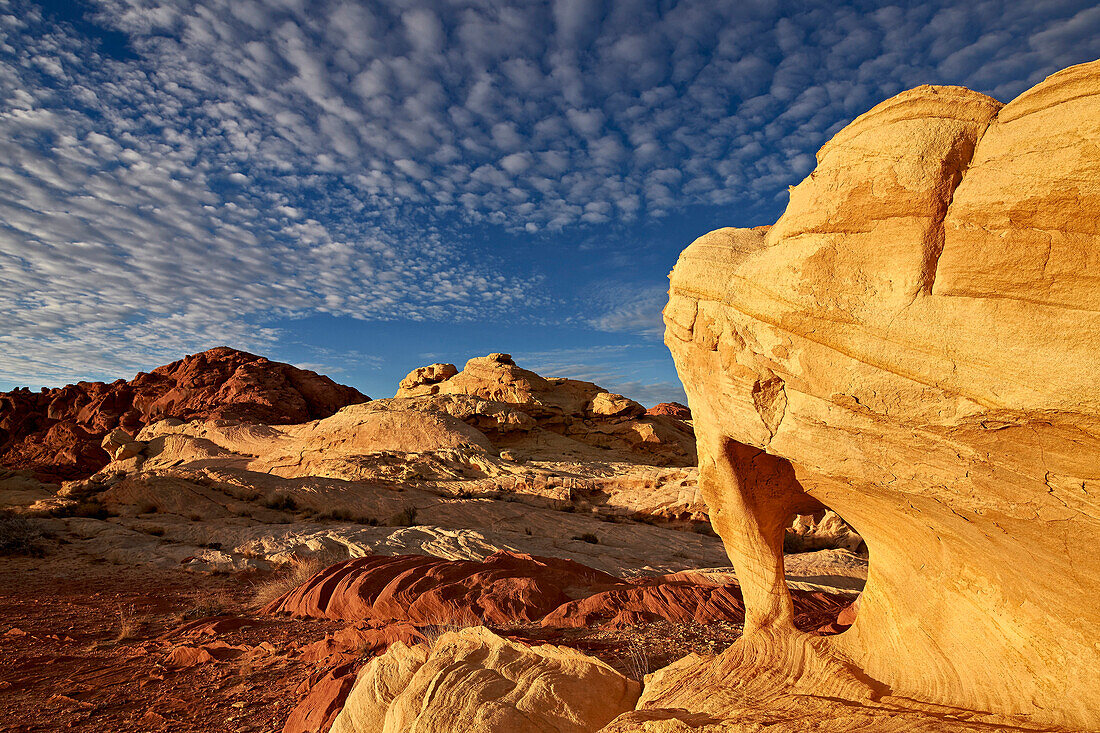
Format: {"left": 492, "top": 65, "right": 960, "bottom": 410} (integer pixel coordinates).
{"left": 0, "top": 0, "right": 1097, "bottom": 390}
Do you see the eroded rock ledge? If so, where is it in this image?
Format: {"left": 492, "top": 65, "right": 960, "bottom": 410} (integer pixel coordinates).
{"left": 655, "top": 60, "right": 1100, "bottom": 730}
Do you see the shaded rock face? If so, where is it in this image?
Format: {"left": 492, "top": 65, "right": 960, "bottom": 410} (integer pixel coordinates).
{"left": 660, "top": 61, "right": 1100, "bottom": 729}
{"left": 0, "top": 347, "right": 368, "bottom": 481}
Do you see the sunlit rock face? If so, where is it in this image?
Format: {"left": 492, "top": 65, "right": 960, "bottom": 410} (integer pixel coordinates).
{"left": 658, "top": 60, "right": 1100, "bottom": 730}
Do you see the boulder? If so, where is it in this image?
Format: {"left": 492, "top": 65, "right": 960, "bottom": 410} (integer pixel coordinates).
{"left": 398, "top": 363, "right": 458, "bottom": 391}
{"left": 588, "top": 393, "right": 646, "bottom": 419}
{"left": 659, "top": 61, "right": 1100, "bottom": 730}
{"left": 330, "top": 627, "right": 640, "bottom": 733}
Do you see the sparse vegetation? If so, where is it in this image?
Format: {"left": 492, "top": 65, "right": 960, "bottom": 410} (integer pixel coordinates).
{"left": 177, "top": 589, "right": 235, "bottom": 621}
{"left": 50, "top": 500, "right": 112, "bottom": 520}
{"left": 0, "top": 511, "right": 45, "bottom": 556}
{"left": 114, "top": 604, "right": 140, "bottom": 642}
{"left": 622, "top": 640, "right": 650, "bottom": 681}
{"left": 250, "top": 552, "right": 345, "bottom": 609}
{"left": 315, "top": 508, "right": 379, "bottom": 524}
{"left": 387, "top": 505, "right": 419, "bottom": 527}
{"left": 261, "top": 491, "right": 298, "bottom": 511}
{"left": 572, "top": 532, "right": 600, "bottom": 544}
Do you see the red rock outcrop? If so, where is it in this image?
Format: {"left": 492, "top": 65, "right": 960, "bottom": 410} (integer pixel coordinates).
{"left": 542, "top": 577, "right": 849, "bottom": 633}
{"left": 646, "top": 402, "right": 691, "bottom": 420}
{"left": 0, "top": 347, "right": 367, "bottom": 481}
{"left": 263, "top": 551, "right": 621, "bottom": 625}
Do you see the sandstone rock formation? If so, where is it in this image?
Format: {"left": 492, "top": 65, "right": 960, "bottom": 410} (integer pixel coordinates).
{"left": 263, "top": 551, "right": 621, "bottom": 624}
{"left": 646, "top": 402, "right": 691, "bottom": 420}
{"left": 656, "top": 60, "right": 1100, "bottom": 730}
{"left": 330, "top": 626, "right": 641, "bottom": 733}
{"left": 0, "top": 347, "right": 367, "bottom": 481}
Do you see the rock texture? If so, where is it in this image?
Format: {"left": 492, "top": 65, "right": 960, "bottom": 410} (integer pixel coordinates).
{"left": 0, "top": 347, "right": 367, "bottom": 481}
{"left": 658, "top": 61, "right": 1100, "bottom": 730}
{"left": 263, "top": 551, "right": 620, "bottom": 624}
{"left": 330, "top": 626, "right": 640, "bottom": 733}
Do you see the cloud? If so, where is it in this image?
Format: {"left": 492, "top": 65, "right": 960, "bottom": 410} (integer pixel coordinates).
{"left": 1, "top": 0, "right": 1098, "bottom": 386}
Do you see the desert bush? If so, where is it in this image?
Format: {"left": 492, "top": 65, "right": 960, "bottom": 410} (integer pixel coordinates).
{"left": 622, "top": 641, "right": 650, "bottom": 681}
{"left": 178, "top": 589, "right": 235, "bottom": 621}
{"left": 572, "top": 532, "right": 600, "bottom": 544}
{"left": 115, "top": 604, "right": 140, "bottom": 642}
{"left": 261, "top": 491, "right": 298, "bottom": 511}
{"left": 0, "top": 512, "right": 45, "bottom": 556}
{"left": 315, "top": 508, "right": 379, "bottom": 525}
{"left": 51, "top": 500, "right": 111, "bottom": 520}
{"left": 250, "top": 551, "right": 345, "bottom": 608}
{"left": 387, "top": 506, "right": 418, "bottom": 527}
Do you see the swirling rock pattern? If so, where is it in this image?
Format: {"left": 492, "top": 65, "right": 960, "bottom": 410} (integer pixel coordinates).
{"left": 654, "top": 61, "right": 1100, "bottom": 731}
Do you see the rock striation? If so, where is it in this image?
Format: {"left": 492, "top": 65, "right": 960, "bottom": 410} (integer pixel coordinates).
{"left": 656, "top": 60, "right": 1100, "bottom": 730}
{"left": 0, "top": 347, "right": 367, "bottom": 481}
{"left": 330, "top": 627, "right": 641, "bottom": 733}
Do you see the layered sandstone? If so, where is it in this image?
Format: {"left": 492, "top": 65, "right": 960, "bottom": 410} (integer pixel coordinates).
{"left": 655, "top": 61, "right": 1100, "bottom": 730}
{"left": 329, "top": 627, "right": 640, "bottom": 733}
{"left": 0, "top": 347, "right": 367, "bottom": 481}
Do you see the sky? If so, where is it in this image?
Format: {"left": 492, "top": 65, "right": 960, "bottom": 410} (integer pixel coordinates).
{"left": 1, "top": 0, "right": 1098, "bottom": 405}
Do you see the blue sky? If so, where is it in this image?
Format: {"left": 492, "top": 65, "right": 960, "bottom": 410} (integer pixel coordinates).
{"left": 1, "top": 0, "right": 1097, "bottom": 404}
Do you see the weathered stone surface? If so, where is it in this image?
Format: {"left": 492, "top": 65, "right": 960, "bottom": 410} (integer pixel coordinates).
{"left": 646, "top": 402, "right": 691, "bottom": 420}
{"left": 0, "top": 347, "right": 367, "bottom": 481}
{"left": 659, "top": 61, "right": 1100, "bottom": 730}
{"left": 330, "top": 626, "right": 640, "bottom": 733}
{"left": 263, "top": 551, "right": 620, "bottom": 624}
{"left": 398, "top": 362, "right": 458, "bottom": 391}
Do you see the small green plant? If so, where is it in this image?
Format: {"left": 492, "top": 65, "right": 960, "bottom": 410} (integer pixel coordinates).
{"left": 572, "top": 533, "right": 599, "bottom": 544}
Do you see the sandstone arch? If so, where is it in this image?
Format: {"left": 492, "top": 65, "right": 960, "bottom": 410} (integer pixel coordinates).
{"left": 653, "top": 61, "right": 1100, "bottom": 731}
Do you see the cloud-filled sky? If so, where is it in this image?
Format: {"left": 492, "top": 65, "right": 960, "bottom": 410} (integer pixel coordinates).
{"left": 1, "top": 0, "right": 1097, "bottom": 404}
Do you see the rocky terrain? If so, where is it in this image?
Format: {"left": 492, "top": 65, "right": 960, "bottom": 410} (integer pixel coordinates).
{"left": 0, "top": 348, "right": 863, "bottom": 732}
{"left": 0, "top": 347, "right": 368, "bottom": 482}
{"left": 3, "top": 59, "right": 1095, "bottom": 733}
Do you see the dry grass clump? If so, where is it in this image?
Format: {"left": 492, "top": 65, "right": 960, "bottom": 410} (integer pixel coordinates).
{"left": 572, "top": 532, "right": 600, "bottom": 544}
{"left": 115, "top": 604, "right": 141, "bottom": 642}
{"left": 250, "top": 551, "right": 346, "bottom": 609}
{"left": 177, "top": 588, "right": 236, "bottom": 621}
{"left": 0, "top": 511, "right": 45, "bottom": 556}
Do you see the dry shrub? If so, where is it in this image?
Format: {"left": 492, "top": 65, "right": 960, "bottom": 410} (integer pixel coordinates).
{"left": 622, "top": 640, "right": 650, "bottom": 681}
{"left": 177, "top": 588, "right": 236, "bottom": 621}
{"left": 387, "top": 505, "right": 418, "bottom": 527}
{"left": 115, "top": 604, "right": 140, "bottom": 642}
{"left": 251, "top": 551, "right": 346, "bottom": 609}
{"left": 0, "top": 511, "right": 45, "bottom": 556}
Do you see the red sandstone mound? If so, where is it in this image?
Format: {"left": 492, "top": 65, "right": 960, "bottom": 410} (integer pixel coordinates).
{"left": 646, "top": 402, "right": 691, "bottom": 420}
{"left": 263, "top": 551, "right": 621, "bottom": 624}
{"left": 0, "top": 346, "right": 368, "bottom": 481}
{"left": 542, "top": 578, "right": 850, "bottom": 633}
{"left": 265, "top": 551, "right": 852, "bottom": 635}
